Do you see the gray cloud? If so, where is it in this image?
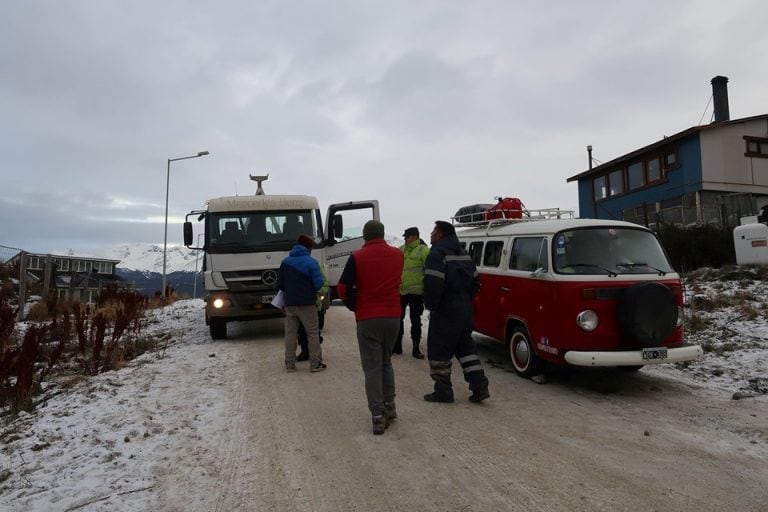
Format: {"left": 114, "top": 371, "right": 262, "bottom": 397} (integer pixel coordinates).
{"left": 2, "top": 1, "right": 767, "bottom": 254}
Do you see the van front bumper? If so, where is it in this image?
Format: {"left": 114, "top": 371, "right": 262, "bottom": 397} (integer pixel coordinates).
{"left": 564, "top": 344, "right": 703, "bottom": 367}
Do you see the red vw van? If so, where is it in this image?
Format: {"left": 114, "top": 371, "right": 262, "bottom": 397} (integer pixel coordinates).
{"left": 454, "top": 212, "right": 703, "bottom": 377}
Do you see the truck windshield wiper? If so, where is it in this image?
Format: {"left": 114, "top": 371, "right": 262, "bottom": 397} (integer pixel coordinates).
{"left": 616, "top": 262, "right": 667, "bottom": 276}
{"left": 559, "top": 263, "right": 617, "bottom": 277}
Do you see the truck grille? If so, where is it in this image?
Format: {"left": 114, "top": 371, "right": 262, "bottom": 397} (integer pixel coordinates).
{"left": 221, "top": 269, "right": 279, "bottom": 292}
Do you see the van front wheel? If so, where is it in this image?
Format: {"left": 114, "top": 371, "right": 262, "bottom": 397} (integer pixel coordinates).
{"left": 509, "top": 326, "right": 543, "bottom": 378}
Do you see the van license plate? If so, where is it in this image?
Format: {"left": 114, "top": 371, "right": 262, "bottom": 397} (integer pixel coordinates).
{"left": 642, "top": 348, "right": 668, "bottom": 360}
{"left": 261, "top": 295, "right": 274, "bottom": 304}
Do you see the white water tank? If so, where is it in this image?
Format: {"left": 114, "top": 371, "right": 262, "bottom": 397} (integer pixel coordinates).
{"left": 734, "top": 223, "right": 768, "bottom": 265}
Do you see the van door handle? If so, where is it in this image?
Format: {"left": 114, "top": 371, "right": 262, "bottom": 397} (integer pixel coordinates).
{"left": 500, "top": 286, "right": 510, "bottom": 291}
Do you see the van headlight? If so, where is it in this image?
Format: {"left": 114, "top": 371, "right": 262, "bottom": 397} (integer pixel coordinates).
{"left": 576, "top": 310, "right": 599, "bottom": 332}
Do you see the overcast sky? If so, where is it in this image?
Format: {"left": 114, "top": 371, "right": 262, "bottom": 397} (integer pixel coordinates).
{"left": 2, "top": 0, "right": 767, "bottom": 254}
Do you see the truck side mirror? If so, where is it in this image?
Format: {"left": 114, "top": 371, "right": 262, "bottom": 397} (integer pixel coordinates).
{"left": 333, "top": 214, "right": 344, "bottom": 240}
{"left": 183, "top": 222, "right": 194, "bottom": 247}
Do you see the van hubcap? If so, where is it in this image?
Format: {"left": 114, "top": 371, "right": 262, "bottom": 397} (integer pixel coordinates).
{"left": 514, "top": 338, "right": 530, "bottom": 368}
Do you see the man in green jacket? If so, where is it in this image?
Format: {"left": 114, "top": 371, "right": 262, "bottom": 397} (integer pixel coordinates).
{"left": 394, "top": 227, "right": 429, "bottom": 359}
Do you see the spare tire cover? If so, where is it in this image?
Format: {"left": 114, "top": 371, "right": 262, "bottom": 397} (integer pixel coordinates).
{"left": 617, "top": 282, "right": 677, "bottom": 347}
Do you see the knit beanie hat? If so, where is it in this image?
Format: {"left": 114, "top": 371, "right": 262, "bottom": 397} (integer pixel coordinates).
{"left": 362, "top": 220, "right": 385, "bottom": 241}
{"left": 297, "top": 235, "right": 315, "bottom": 250}
{"left": 403, "top": 226, "right": 419, "bottom": 237}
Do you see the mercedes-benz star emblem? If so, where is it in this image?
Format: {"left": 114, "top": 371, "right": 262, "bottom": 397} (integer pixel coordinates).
{"left": 261, "top": 270, "right": 278, "bottom": 286}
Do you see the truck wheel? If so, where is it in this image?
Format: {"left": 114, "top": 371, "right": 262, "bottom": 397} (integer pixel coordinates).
{"left": 210, "top": 319, "right": 227, "bottom": 340}
{"left": 509, "top": 326, "right": 543, "bottom": 378}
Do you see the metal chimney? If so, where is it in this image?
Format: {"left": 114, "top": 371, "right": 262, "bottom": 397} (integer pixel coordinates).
{"left": 711, "top": 75, "right": 730, "bottom": 123}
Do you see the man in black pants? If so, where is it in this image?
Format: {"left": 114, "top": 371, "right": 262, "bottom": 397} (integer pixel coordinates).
{"left": 422, "top": 220, "right": 489, "bottom": 404}
{"left": 393, "top": 226, "right": 429, "bottom": 359}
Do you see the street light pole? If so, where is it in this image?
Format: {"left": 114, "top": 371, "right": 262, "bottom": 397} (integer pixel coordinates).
{"left": 162, "top": 150, "right": 209, "bottom": 298}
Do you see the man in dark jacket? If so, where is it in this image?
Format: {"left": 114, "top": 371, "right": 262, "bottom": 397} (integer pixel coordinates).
{"left": 276, "top": 235, "right": 326, "bottom": 373}
{"left": 338, "top": 220, "right": 404, "bottom": 435}
{"left": 423, "top": 220, "right": 490, "bottom": 403}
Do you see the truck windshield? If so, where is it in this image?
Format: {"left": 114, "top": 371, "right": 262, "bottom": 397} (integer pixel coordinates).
{"left": 206, "top": 209, "right": 322, "bottom": 253}
{"left": 553, "top": 227, "right": 674, "bottom": 275}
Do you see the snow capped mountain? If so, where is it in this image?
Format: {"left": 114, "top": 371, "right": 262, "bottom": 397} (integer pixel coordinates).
{"left": 96, "top": 244, "right": 202, "bottom": 273}
{"left": 95, "top": 239, "right": 406, "bottom": 273}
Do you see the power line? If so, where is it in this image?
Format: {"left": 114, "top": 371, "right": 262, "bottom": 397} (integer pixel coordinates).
{"left": 698, "top": 94, "right": 713, "bottom": 126}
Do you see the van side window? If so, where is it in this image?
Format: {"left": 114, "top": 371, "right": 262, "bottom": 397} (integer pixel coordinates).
{"left": 483, "top": 241, "right": 504, "bottom": 267}
{"left": 468, "top": 242, "right": 484, "bottom": 266}
{"left": 509, "top": 237, "right": 548, "bottom": 272}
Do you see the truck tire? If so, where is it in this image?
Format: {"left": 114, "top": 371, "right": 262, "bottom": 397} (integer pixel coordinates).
{"left": 509, "top": 326, "right": 543, "bottom": 378}
{"left": 210, "top": 319, "right": 227, "bottom": 340}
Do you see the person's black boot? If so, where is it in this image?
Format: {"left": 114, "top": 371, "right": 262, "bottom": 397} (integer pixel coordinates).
{"left": 423, "top": 392, "right": 454, "bottom": 403}
{"left": 296, "top": 351, "right": 309, "bottom": 362}
{"left": 372, "top": 415, "right": 386, "bottom": 435}
{"left": 412, "top": 341, "right": 424, "bottom": 359}
{"left": 392, "top": 341, "right": 403, "bottom": 354}
{"left": 469, "top": 388, "right": 490, "bottom": 403}
{"left": 384, "top": 402, "right": 397, "bottom": 428}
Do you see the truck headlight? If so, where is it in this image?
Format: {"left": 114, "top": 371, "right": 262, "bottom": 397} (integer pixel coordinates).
{"left": 576, "top": 310, "right": 599, "bottom": 332}
{"left": 213, "top": 298, "right": 225, "bottom": 309}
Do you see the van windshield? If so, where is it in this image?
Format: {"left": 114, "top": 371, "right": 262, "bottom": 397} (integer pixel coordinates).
{"left": 553, "top": 227, "right": 674, "bottom": 275}
{"left": 206, "top": 209, "right": 322, "bottom": 253}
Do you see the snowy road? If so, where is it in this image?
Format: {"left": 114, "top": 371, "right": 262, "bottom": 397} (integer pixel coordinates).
{"left": 2, "top": 300, "right": 767, "bottom": 511}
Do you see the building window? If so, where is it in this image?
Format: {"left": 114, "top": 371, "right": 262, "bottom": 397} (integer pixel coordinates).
{"left": 664, "top": 150, "right": 678, "bottom": 169}
{"left": 93, "top": 261, "right": 113, "bottom": 274}
{"left": 745, "top": 136, "right": 768, "bottom": 158}
{"left": 54, "top": 258, "right": 70, "bottom": 271}
{"left": 647, "top": 157, "right": 662, "bottom": 183}
{"left": 608, "top": 169, "right": 624, "bottom": 196}
{"left": 593, "top": 175, "right": 607, "bottom": 200}
{"left": 628, "top": 162, "right": 644, "bottom": 190}
{"left": 73, "top": 260, "right": 92, "bottom": 272}
{"left": 27, "top": 256, "right": 42, "bottom": 270}
{"left": 482, "top": 241, "right": 504, "bottom": 267}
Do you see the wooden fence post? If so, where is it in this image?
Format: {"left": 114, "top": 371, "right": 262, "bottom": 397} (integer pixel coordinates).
{"left": 17, "top": 250, "right": 27, "bottom": 321}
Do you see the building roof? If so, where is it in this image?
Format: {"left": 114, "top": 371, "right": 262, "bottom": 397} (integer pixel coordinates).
{"left": 5, "top": 252, "right": 120, "bottom": 265}
{"left": 566, "top": 113, "right": 768, "bottom": 183}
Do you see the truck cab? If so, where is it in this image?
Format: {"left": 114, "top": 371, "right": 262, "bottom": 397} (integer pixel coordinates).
{"left": 184, "top": 175, "right": 378, "bottom": 339}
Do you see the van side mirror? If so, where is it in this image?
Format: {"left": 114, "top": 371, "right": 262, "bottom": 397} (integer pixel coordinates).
{"left": 183, "top": 222, "right": 194, "bottom": 247}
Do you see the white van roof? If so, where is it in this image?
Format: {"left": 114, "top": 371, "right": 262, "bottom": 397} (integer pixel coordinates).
{"left": 207, "top": 194, "right": 320, "bottom": 213}
{"left": 457, "top": 218, "right": 651, "bottom": 238}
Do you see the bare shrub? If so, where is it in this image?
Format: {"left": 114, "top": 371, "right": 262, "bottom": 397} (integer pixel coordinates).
{"left": 1, "top": 284, "right": 157, "bottom": 416}
{"left": 685, "top": 313, "right": 711, "bottom": 333}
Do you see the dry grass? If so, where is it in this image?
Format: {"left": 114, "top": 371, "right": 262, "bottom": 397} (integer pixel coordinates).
{"left": 0, "top": 280, "right": 167, "bottom": 417}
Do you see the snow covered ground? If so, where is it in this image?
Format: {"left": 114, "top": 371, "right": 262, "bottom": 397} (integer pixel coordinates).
{"left": 0, "top": 268, "right": 766, "bottom": 510}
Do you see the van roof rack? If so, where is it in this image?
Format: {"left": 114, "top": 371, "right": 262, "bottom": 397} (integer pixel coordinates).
{"left": 452, "top": 207, "right": 575, "bottom": 228}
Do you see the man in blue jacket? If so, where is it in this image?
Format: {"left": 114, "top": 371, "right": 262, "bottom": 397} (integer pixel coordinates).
{"left": 276, "top": 235, "right": 327, "bottom": 373}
